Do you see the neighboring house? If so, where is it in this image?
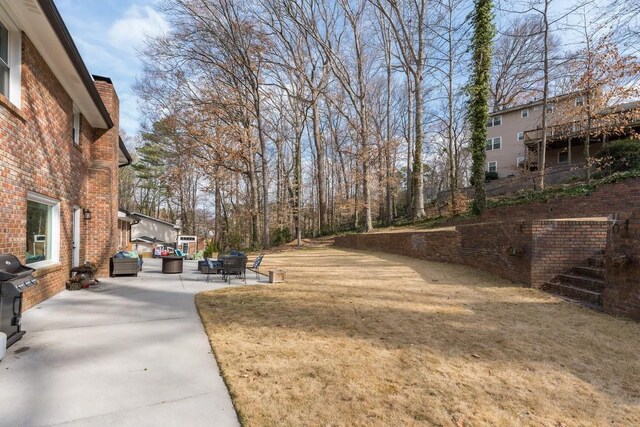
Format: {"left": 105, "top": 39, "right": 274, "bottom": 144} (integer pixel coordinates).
{"left": 130, "top": 213, "right": 181, "bottom": 256}
{"left": 0, "top": 1, "right": 130, "bottom": 309}
{"left": 486, "top": 93, "right": 640, "bottom": 178}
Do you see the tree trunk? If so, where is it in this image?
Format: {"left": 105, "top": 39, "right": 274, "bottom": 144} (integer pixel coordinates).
{"left": 447, "top": 7, "right": 457, "bottom": 215}
{"left": 385, "top": 41, "right": 393, "bottom": 225}
{"left": 405, "top": 76, "right": 413, "bottom": 217}
{"left": 248, "top": 154, "right": 260, "bottom": 248}
{"left": 538, "top": 0, "right": 550, "bottom": 190}
{"left": 312, "top": 100, "right": 328, "bottom": 235}
{"left": 412, "top": 72, "right": 426, "bottom": 219}
{"left": 256, "top": 108, "right": 270, "bottom": 249}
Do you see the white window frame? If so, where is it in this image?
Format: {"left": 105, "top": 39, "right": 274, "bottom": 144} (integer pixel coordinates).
{"left": 575, "top": 96, "right": 584, "bottom": 107}
{"left": 521, "top": 109, "right": 529, "bottom": 118}
{"left": 546, "top": 103, "right": 554, "bottom": 113}
{"left": 26, "top": 192, "right": 60, "bottom": 269}
{"left": 487, "top": 161, "right": 497, "bottom": 173}
{"left": 558, "top": 151, "right": 569, "bottom": 163}
{"left": 516, "top": 156, "right": 525, "bottom": 167}
{"left": 72, "top": 104, "right": 80, "bottom": 146}
{"left": 487, "top": 115, "right": 502, "bottom": 127}
{"left": 486, "top": 136, "right": 502, "bottom": 151}
{"left": 0, "top": 13, "right": 21, "bottom": 108}
{"left": 517, "top": 131, "right": 524, "bottom": 141}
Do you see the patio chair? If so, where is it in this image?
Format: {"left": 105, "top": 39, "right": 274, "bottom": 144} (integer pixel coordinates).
{"left": 110, "top": 257, "right": 139, "bottom": 277}
{"left": 249, "top": 255, "right": 264, "bottom": 280}
{"left": 220, "top": 255, "right": 247, "bottom": 284}
{"left": 205, "top": 258, "right": 223, "bottom": 283}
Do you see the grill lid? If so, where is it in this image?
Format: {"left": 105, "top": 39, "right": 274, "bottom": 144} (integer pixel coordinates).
{"left": 0, "top": 254, "right": 35, "bottom": 282}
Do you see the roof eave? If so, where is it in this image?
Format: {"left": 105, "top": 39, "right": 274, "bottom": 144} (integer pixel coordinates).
{"left": 37, "top": 0, "right": 114, "bottom": 129}
{"left": 118, "top": 136, "right": 133, "bottom": 167}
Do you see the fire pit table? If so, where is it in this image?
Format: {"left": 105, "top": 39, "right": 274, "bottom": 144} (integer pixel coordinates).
{"left": 162, "top": 256, "right": 184, "bottom": 274}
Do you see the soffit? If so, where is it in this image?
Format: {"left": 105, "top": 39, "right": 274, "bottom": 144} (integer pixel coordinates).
{"left": 2, "top": 0, "right": 111, "bottom": 129}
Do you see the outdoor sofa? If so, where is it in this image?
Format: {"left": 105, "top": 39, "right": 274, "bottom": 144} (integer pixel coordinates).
{"left": 110, "top": 251, "right": 142, "bottom": 277}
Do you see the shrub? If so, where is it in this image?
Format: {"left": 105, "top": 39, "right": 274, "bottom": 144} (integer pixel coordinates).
{"left": 203, "top": 239, "right": 216, "bottom": 258}
{"left": 469, "top": 171, "right": 499, "bottom": 186}
{"left": 485, "top": 171, "right": 499, "bottom": 181}
{"left": 272, "top": 227, "right": 292, "bottom": 247}
{"left": 595, "top": 139, "right": 640, "bottom": 173}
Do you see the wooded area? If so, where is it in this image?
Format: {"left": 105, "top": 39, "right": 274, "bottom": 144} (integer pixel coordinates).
{"left": 117, "top": 0, "right": 640, "bottom": 250}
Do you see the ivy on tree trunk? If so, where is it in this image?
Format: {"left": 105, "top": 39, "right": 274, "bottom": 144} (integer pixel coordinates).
{"left": 469, "top": 0, "right": 495, "bottom": 214}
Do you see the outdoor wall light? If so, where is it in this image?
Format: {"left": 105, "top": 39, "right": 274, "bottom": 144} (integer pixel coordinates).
{"left": 83, "top": 209, "right": 92, "bottom": 220}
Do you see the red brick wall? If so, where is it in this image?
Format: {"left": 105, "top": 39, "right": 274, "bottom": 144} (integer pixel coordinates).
{"left": 86, "top": 81, "right": 120, "bottom": 277}
{"left": 0, "top": 35, "right": 120, "bottom": 309}
{"left": 335, "top": 219, "right": 609, "bottom": 287}
{"left": 604, "top": 213, "right": 640, "bottom": 320}
{"left": 458, "top": 221, "right": 532, "bottom": 284}
{"left": 530, "top": 220, "right": 608, "bottom": 286}
{"left": 452, "top": 178, "right": 640, "bottom": 226}
{"left": 335, "top": 230, "right": 460, "bottom": 264}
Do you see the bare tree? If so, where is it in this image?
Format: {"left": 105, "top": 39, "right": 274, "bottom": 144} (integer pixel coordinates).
{"left": 561, "top": 26, "right": 640, "bottom": 180}
{"left": 491, "top": 15, "right": 558, "bottom": 111}
{"left": 431, "top": 0, "right": 470, "bottom": 214}
{"left": 371, "top": 0, "right": 428, "bottom": 220}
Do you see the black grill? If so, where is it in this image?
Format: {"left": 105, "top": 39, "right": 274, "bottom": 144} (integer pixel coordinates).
{"left": 0, "top": 254, "right": 37, "bottom": 348}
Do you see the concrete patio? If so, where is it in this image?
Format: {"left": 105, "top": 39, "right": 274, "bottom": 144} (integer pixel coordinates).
{"left": 0, "top": 258, "right": 266, "bottom": 426}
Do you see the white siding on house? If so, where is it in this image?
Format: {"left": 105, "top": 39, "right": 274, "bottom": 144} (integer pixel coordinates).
{"left": 131, "top": 215, "right": 180, "bottom": 244}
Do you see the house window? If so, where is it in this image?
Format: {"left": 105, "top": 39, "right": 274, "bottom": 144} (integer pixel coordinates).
{"left": 486, "top": 136, "right": 502, "bottom": 151}
{"left": 575, "top": 96, "right": 584, "bottom": 107}
{"left": 546, "top": 103, "right": 554, "bottom": 113}
{"left": 26, "top": 193, "right": 60, "bottom": 267}
{"left": 521, "top": 109, "right": 529, "bottom": 118}
{"left": 487, "top": 161, "right": 497, "bottom": 172}
{"left": 517, "top": 156, "right": 525, "bottom": 167}
{"left": 72, "top": 105, "right": 81, "bottom": 145}
{"left": 487, "top": 115, "right": 502, "bottom": 127}
{"left": 0, "top": 22, "right": 8, "bottom": 98}
{"left": 517, "top": 132, "right": 524, "bottom": 141}
{"left": 0, "top": 19, "right": 21, "bottom": 107}
{"left": 558, "top": 151, "right": 569, "bottom": 163}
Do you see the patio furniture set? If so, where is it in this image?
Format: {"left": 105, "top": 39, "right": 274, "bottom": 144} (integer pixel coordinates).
{"left": 204, "top": 253, "right": 264, "bottom": 284}
{"left": 107, "top": 250, "right": 274, "bottom": 283}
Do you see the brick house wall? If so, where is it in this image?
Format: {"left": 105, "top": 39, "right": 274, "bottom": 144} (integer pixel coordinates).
{"left": 0, "top": 35, "right": 120, "bottom": 309}
{"left": 85, "top": 80, "right": 120, "bottom": 278}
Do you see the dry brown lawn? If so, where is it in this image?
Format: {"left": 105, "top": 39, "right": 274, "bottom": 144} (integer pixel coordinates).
{"left": 196, "top": 246, "right": 640, "bottom": 426}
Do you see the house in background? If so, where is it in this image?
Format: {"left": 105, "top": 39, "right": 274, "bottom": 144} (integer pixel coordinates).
{"left": 0, "top": 1, "right": 130, "bottom": 309}
{"left": 130, "top": 213, "right": 181, "bottom": 257}
{"left": 486, "top": 93, "right": 640, "bottom": 179}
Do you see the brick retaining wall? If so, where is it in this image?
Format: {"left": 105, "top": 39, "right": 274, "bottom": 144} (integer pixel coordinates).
{"left": 457, "top": 222, "right": 532, "bottom": 284}
{"left": 335, "top": 230, "right": 460, "bottom": 265}
{"left": 530, "top": 221, "right": 609, "bottom": 286}
{"left": 604, "top": 213, "right": 640, "bottom": 320}
{"left": 335, "top": 219, "right": 609, "bottom": 287}
{"left": 450, "top": 178, "right": 640, "bottom": 226}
